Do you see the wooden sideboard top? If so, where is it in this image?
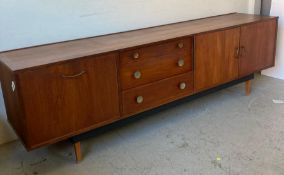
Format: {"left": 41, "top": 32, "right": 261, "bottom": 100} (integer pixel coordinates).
{"left": 0, "top": 13, "right": 277, "bottom": 71}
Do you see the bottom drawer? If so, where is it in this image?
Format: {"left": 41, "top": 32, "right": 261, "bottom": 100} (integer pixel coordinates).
{"left": 122, "top": 72, "right": 193, "bottom": 116}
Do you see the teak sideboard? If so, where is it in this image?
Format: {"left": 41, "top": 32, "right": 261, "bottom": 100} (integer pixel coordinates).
{"left": 0, "top": 13, "right": 278, "bottom": 162}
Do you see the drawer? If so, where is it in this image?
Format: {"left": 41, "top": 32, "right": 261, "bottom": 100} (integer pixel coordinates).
{"left": 120, "top": 53, "right": 192, "bottom": 90}
{"left": 120, "top": 37, "right": 193, "bottom": 65}
{"left": 122, "top": 72, "right": 193, "bottom": 116}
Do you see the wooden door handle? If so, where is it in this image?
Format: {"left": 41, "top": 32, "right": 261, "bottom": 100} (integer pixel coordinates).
{"left": 61, "top": 70, "right": 86, "bottom": 78}
{"left": 240, "top": 46, "right": 246, "bottom": 57}
{"left": 234, "top": 47, "right": 240, "bottom": 58}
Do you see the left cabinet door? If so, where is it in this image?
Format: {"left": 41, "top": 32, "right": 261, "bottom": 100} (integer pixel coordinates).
{"left": 194, "top": 28, "right": 240, "bottom": 92}
{"left": 17, "top": 53, "right": 120, "bottom": 149}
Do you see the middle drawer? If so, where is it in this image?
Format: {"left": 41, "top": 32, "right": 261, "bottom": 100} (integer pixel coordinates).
{"left": 122, "top": 72, "right": 194, "bottom": 116}
{"left": 119, "top": 37, "right": 193, "bottom": 90}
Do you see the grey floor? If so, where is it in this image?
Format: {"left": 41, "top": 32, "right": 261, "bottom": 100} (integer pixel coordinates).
{"left": 1, "top": 75, "right": 284, "bottom": 175}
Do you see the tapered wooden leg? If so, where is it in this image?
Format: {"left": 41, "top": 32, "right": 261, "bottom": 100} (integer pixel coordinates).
{"left": 74, "top": 142, "right": 82, "bottom": 162}
{"left": 245, "top": 80, "right": 251, "bottom": 96}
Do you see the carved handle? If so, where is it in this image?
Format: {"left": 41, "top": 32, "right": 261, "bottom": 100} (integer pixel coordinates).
{"left": 234, "top": 47, "right": 240, "bottom": 58}
{"left": 62, "top": 70, "right": 86, "bottom": 78}
{"left": 240, "top": 46, "right": 246, "bottom": 57}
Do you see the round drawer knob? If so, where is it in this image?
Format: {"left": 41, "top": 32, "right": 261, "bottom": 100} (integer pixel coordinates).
{"left": 179, "top": 82, "right": 186, "bottom": 90}
{"left": 178, "top": 43, "right": 184, "bottom": 49}
{"left": 134, "top": 71, "right": 142, "bottom": 79}
{"left": 133, "top": 53, "right": 140, "bottom": 59}
{"left": 178, "top": 58, "right": 185, "bottom": 67}
{"left": 136, "top": 96, "right": 144, "bottom": 104}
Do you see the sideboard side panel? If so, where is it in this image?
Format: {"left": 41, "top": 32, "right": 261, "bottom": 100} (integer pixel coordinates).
{"left": 0, "top": 64, "right": 27, "bottom": 146}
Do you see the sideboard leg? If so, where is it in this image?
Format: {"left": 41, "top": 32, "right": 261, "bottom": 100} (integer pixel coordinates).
{"left": 74, "top": 142, "right": 82, "bottom": 163}
{"left": 245, "top": 80, "right": 251, "bottom": 96}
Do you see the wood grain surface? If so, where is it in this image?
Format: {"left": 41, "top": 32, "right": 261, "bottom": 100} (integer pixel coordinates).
{"left": 239, "top": 19, "right": 278, "bottom": 77}
{"left": 119, "top": 37, "right": 193, "bottom": 89}
{"left": 0, "top": 13, "right": 277, "bottom": 71}
{"left": 17, "top": 53, "right": 120, "bottom": 149}
{"left": 194, "top": 27, "right": 240, "bottom": 92}
{"left": 122, "top": 72, "right": 193, "bottom": 116}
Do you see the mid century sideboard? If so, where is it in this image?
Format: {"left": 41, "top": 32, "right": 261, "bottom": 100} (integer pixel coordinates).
{"left": 0, "top": 13, "right": 278, "bottom": 162}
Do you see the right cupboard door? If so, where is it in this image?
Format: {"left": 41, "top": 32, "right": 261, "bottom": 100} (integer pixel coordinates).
{"left": 239, "top": 19, "right": 278, "bottom": 77}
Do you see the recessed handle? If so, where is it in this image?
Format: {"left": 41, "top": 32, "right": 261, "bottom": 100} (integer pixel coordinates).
{"left": 179, "top": 82, "right": 186, "bottom": 90}
{"left": 133, "top": 53, "right": 140, "bottom": 59}
{"left": 61, "top": 70, "right": 86, "bottom": 78}
{"left": 234, "top": 47, "right": 240, "bottom": 59}
{"left": 133, "top": 71, "right": 142, "bottom": 79}
{"left": 136, "top": 96, "right": 144, "bottom": 104}
{"left": 240, "top": 46, "right": 246, "bottom": 57}
{"left": 177, "top": 43, "right": 184, "bottom": 49}
{"left": 178, "top": 58, "right": 185, "bottom": 67}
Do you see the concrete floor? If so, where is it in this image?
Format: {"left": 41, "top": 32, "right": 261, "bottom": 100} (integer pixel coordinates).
{"left": 1, "top": 74, "right": 284, "bottom": 175}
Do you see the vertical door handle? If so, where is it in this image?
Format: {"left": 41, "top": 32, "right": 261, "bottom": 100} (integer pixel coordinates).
{"left": 234, "top": 47, "right": 240, "bottom": 58}
{"left": 240, "top": 46, "right": 246, "bottom": 57}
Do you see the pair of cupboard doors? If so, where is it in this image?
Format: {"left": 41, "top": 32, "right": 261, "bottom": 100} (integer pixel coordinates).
{"left": 194, "top": 20, "right": 277, "bottom": 92}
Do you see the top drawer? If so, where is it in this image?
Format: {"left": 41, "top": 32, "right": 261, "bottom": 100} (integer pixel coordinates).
{"left": 120, "top": 37, "right": 193, "bottom": 65}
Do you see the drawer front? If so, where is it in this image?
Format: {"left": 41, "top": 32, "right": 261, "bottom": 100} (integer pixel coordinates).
{"left": 120, "top": 37, "right": 192, "bottom": 65}
{"left": 122, "top": 72, "right": 193, "bottom": 116}
{"left": 120, "top": 52, "right": 192, "bottom": 90}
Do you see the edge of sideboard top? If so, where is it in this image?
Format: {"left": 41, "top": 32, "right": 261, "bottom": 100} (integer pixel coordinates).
{"left": 0, "top": 13, "right": 278, "bottom": 72}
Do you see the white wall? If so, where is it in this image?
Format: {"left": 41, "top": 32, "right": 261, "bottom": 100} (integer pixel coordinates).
{"left": 249, "top": 0, "right": 261, "bottom": 14}
{"left": 0, "top": 86, "right": 17, "bottom": 145}
{"left": 1, "top": 0, "right": 255, "bottom": 52}
{"left": 262, "top": 0, "right": 284, "bottom": 80}
{"left": 0, "top": 0, "right": 258, "bottom": 145}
